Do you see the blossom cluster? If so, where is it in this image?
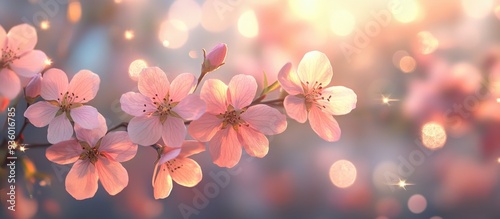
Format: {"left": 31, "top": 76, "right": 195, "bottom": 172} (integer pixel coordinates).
{"left": 3, "top": 24, "right": 357, "bottom": 200}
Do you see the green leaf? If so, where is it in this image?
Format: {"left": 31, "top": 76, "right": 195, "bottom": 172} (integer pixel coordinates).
{"left": 261, "top": 81, "right": 281, "bottom": 96}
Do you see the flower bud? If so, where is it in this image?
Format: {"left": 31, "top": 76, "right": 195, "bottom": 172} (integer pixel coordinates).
{"left": 25, "top": 73, "right": 42, "bottom": 104}
{"left": 202, "top": 43, "right": 227, "bottom": 74}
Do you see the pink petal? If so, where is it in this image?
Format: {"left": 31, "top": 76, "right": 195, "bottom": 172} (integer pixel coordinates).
{"left": 209, "top": 128, "right": 242, "bottom": 168}
{"left": 179, "top": 140, "right": 205, "bottom": 157}
{"left": 24, "top": 101, "right": 59, "bottom": 127}
{"left": 238, "top": 126, "right": 269, "bottom": 158}
{"left": 200, "top": 79, "right": 228, "bottom": 114}
{"left": 308, "top": 107, "right": 341, "bottom": 142}
{"left": 188, "top": 113, "right": 222, "bottom": 142}
{"left": 41, "top": 68, "right": 68, "bottom": 101}
{"left": 70, "top": 105, "right": 100, "bottom": 129}
{"left": 65, "top": 160, "right": 98, "bottom": 200}
{"left": 25, "top": 73, "right": 42, "bottom": 99}
{"left": 120, "top": 92, "right": 156, "bottom": 116}
{"left": 297, "top": 51, "right": 333, "bottom": 89}
{"left": 74, "top": 113, "right": 107, "bottom": 146}
{"left": 169, "top": 73, "right": 197, "bottom": 102}
{"left": 277, "top": 62, "right": 303, "bottom": 95}
{"left": 95, "top": 157, "right": 129, "bottom": 196}
{"left": 153, "top": 163, "right": 173, "bottom": 199}
{"left": 46, "top": 139, "right": 82, "bottom": 165}
{"left": 240, "top": 104, "right": 287, "bottom": 135}
{"left": 9, "top": 50, "right": 47, "bottom": 78}
{"left": 284, "top": 95, "right": 308, "bottom": 123}
{"left": 128, "top": 115, "right": 162, "bottom": 146}
{"left": 7, "top": 24, "right": 37, "bottom": 55}
{"left": 227, "top": 74, "right": 257, "bottom": 110}
{"left": 172, "top": 94, "right": 206, "bottom": 120}
{"left": 320, "top": 86, "right": 357, "bottom": 115}
{"left": 47, "top": 114, "right": 73, "bottom": 144}
{"left": 162, "top": 116, "right": 186, "bottom": 147}
{"left": 205, "top": 43, "right": 227, "bottom": 68}
{"left": 0, "top": 25, "right": 6, "bottom": 52}
{"left": 67, "top": 70, "right": 100, "bottom": 103}
{"left": 138, "top": 67, "right": 169, "bottom": 99}
{"left": 158, "top": 147, "right": 181, "bottom": 166}
{"left": 170, "top": 158, "right": 202, "bottom": 187}
{"left": 100, "top": 131, "right": 138, "bottom": 162}
{"left": 0, "top": 68, "right": 21, "bottom": 99}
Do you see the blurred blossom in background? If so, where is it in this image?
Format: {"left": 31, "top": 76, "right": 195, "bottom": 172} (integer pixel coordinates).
{"left": 1, "top": 0, "right": 500, "bottom": 218}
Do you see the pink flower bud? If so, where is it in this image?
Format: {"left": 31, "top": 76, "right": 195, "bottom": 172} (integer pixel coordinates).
{"left": 25, "top": 73, "right": 42, "bottom": 103}
{"left": 202, "top": 43, "right": 227, "bottom": 73}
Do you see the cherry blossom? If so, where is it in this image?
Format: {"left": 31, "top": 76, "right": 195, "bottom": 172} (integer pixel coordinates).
{"left": 0, "top": 24, "right": 47, "bottom": 99}
{"left": 278, "top": 51, "right": 357, "bottom": 142}
{"left": 189, "top": 74, "right": 287, "bottom": 168}
{"left": 152, "top": 141, "right": 205, "bottom": 199}
{"left": 24, "top": 68, "right": 101, "bottom": 144}
{"left": 120, "top": 67, "right": 206, "bottom": 147}
{"left": 46, "top": 115, "right": 138, "bottom": 200}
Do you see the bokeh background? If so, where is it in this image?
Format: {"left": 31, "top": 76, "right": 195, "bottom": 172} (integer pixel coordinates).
{"left": 1, "top": 0, "right": 500, "bottom": 218}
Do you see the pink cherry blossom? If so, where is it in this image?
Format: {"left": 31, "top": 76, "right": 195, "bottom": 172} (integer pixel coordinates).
{"left": 0, "top": 24, "right": 47, "bottom": 99}
{"left": 46, "top": 115, "right": 138, "bottom": 200}
{"left": 24, "top": 68, "right": 101, "bottom": 144}
{"left": 152, "top": 141, "right": 205, "bottom": 199}
{"left": 188, "top": 74, "right": 287, "bottom": 168}
{"left": 202, "top": 43, "right": 227, "bottom": 73}
{"left": 278, "top": 51, "right": 357, "bottom": 142}
{"left": 120, "top": 67, "right": 206, "bottom": 147}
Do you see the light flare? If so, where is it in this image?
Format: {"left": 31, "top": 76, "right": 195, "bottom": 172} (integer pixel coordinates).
{"left": 329, "top": 159, "right": 357, "bottom": 188}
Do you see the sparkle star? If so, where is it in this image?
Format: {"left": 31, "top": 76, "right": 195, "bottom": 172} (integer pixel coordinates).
{"left": 394, "top": 178, "right": 413, "bottom": 190}
{"left": 381, "top": 95, "right": 399, "bottom": 105}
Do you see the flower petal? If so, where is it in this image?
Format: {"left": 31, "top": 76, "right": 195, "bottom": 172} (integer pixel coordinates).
{"left": 162, "top": 117, "right": 186, "bottom": 147}
{"left": 179, "top": 140, "right": 206, "bottom": 157}
{"left": 46, "top": 139, "right": 82, "bottom": 165}
{"left": 74, "top": 113, "right": 107, "bottom": 146}
{"left": 297, "top": 51, "right": 333, "bottom": 89}
{"left": 319, "top": 86, "right": 357, "bottom": 115}
{"left": 9, "top": 50, "right": 47, "bottom": 78}
{"left": 120, "top": 92, "right": 155, "bottom": 116}
{"left": 7, "top": 24, "right": 37, "bottom": 55}
{"left": 277, "top": 62, "right": 303, "bottom": 95}
{"left": 25, "top": 73, "right": 42, "bottom": 99}
{"left": 284, "top": 95, "right": 308, "bottom": 123}
{"left": 172, "top": 94, "right": 206, "bottom": 120}
{"left": 0, "top": 68, "right": 21, "bottom": 99}
{"left": 209, "top": 128, "right": 242, "bottom": 168}
{"left": 200, "top": 79, "right": 228, "bottom": 114}
{"left": 65, "top": 160, "right": 98, "bottom": 200}
{"left": 24, "top": 101, "right": 59, "bottom": 127}
{"left": 188, "top": 113, "right": 222, "bottom": 142}
{"left": 308, "top": 107, "right": 341, "bottom": 142}
{"left": 70, "top": 105, "right": 100, "bottom": 129}
{"left": 47, "top": 114, "right": 73, "bottom": 144}
{"left": 0, "top": 25, "right": 6, "bottom": 51}
{"left": 158, "top": 147, "right": 181, "bottom": 166}
{"left": 95, "top": 157, "right": 128, "bottom": 196}
{"left": 169, "top": 73, "right": 197, "bottom": 102}
{"left": 238, "top": 126, "right": 269, "bottom": 158}
{"left": 240, "top": 104, "right": 287, "bottom": 135}
{"left": 170, "top": 158, "right": 202, "bottom": 187}
{"left": 138, "top": 67, "right": 169, "bottom": 99}
{"left": 100, "top": 131, "right": 138, "bottom": 162}
{"left": 153, "top": 163, "right": 173, "bottom": 199}
{"left": 128, "top": 115, "right": 162, "bottom": 146}
{"left": 67, "top": 70, "right": 100, "bottom": 103}
{"left": 227, "top": 74, "right": 257, "bottom": 110}
{"left": 41, "top": 68, "right": 68, "bottom": 101}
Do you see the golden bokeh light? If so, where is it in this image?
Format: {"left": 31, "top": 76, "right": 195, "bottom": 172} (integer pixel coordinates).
{"left": 128, "top": 59, "right": 148, "bottom": 81}
{"left": 495, "top": 5, "right": 500, "bottom": 19}
{"left": 329, "top": 160, "right": 357, "bottom": 188}
{"left": 158, "top": 20, "right": 189, "bottom": 49}
{"left": 40, "top": 20, "right": 50, "bottom": 30}
{"left": 168, "top": 0, "right": 201, "bottom": 30}
{"left": 330, "top": 10, "right": 356, "bottom": 36}
{"left": 417, "top": 31, "right": 439, "bottom": 54}
{"left": 399, "top": 56, "right": 416, "bottom": 73}
{"left": 408, "top": 194, "right": 427, "bottom": 214}
{"left": 68, "top": 1, "right": 82, "bottom": 23}
{"left": 461, "top": 0, "right": 494, "bottom": 19}
{"left": 188, "top": 50, "right": 198, "bottom": 59}
{"left": 124, "top": 30, "right": 135, "bottom": 40}
{"left": 288, "top": 0, "right": 321, "bottom": 20}
{"left": 391, "top": 0, "right": 420, "bottom": 23}
{"left": 238, "top": 10, "right": 259, "bottom": 38}
{"left": 421, "top": 122, "right": 447, "bottom": 150}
